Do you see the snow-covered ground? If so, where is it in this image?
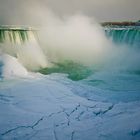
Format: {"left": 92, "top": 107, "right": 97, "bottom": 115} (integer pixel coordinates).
{"left": 0, "top": 74, "right": 140, "bottom": 140}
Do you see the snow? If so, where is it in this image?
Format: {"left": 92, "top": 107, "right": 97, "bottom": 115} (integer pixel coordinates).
{"left": 0, "top": 54, "right": 28, "bottom": 78}
{"left": 0, "top": 74, "right": 140, "bottom": 140}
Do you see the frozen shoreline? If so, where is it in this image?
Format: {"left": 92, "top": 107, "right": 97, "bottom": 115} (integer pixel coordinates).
{"left": 0, "top": 74, "right": 140, "bottom": 140}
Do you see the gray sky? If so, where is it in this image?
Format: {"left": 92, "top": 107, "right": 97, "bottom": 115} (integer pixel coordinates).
{"left": 0, "top": 0, "right": 140, "bottom": 25}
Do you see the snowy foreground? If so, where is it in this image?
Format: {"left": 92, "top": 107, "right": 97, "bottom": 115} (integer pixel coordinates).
{"left": 0, "top": 74, "right": 140, "bottom": 140}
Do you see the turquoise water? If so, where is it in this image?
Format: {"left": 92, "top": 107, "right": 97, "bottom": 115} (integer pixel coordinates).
{"left": 38, "top": 60, "right": 93, "bottom": 81}
{"left": 105, "top": 27, "right": 140, "bottom": 47}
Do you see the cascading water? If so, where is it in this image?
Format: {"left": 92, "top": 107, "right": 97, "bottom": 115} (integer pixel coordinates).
{"left": 105, "top": 27, "right": 140, "bottom": 47}
{"left": 0, "top": 27, "right": 47, "bottom": 74}
{"left": 0, "top": 27, "right": 37, "bottom": 44}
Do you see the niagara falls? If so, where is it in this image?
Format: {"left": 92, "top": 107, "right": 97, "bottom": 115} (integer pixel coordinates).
{"left": 0, "top": 0, "right": 140, "bottom": 140}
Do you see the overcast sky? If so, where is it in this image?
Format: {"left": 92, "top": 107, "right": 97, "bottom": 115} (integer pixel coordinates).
{"left": 0, "top": 0, "right": 140, "bottom": 25}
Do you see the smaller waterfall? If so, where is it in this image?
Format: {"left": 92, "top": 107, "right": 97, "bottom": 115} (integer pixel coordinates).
{"left": 0, "top": 27, "right": 47, "bottom": 71}
{"left": 0, "top": 27, "right": 38, "bottom": 44}
{"left": 105, "top": 27, "right": 140, "bottom": 47}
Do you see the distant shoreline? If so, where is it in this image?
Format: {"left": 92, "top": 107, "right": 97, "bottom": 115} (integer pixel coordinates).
{"left": 101, "top": 21, "right": 140, "bottom": 27}
{"left": 0, "top": 21, "right": 140, "bottom": 30}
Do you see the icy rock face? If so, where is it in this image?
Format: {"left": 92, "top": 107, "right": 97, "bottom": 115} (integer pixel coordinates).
{"left": 0, "top": 74, "right": 140, "bottom": 140}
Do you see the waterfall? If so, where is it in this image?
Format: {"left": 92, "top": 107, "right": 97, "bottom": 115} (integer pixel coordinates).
{"left": 0, "top": 27, "right": 47, "bottom": 71}
{"left": 105, "top": 27, "right": 140, "bottom": 47}
{"left": 1, "top": 26, "right": 139, "bottom": 48}
{"left": 0, "top": 28, "right": 38, "bottom": 44}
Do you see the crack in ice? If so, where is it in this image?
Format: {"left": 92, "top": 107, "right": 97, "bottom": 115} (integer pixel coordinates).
{"left": 130, "top": 128, "right": 140, "bottom": 136}
{"left": 93, "top": 104, "right": 114, "bottom": 116}
{"left": 1, "top": 116, "right": 44, "bottom": 136}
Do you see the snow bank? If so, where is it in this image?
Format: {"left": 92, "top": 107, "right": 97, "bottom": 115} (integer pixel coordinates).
{"left": 0, "top": 74, "right": 140, "bottom": 140}
{"left": 0, "top": 54, "right": 28, "bottom": 78}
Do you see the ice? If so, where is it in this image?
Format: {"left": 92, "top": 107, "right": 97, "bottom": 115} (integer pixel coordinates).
{"left": 0, "top": 54, "right": 28, "bottom": 78}
{"left": 0, "top": 74, "right": 140, "bottom": 140}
